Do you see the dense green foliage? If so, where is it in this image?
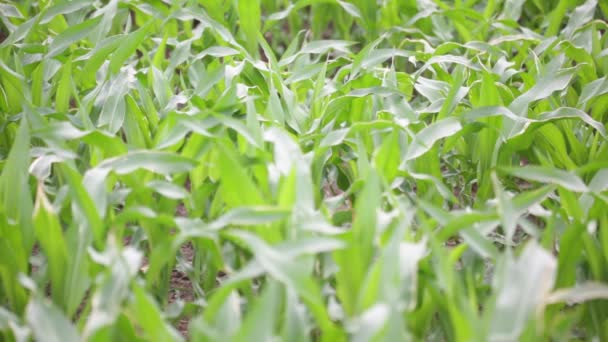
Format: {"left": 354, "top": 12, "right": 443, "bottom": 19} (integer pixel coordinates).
{"left": 1, "top": 0, "right": 608, "bottom": 340}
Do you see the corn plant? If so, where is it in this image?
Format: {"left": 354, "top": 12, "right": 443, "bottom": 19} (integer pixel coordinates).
{"left": 1, "top": 0, "right": 608, "bottom": 341}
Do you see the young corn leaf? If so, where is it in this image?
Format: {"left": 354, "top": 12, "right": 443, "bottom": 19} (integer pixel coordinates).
{"left": 26, "top": 297, "right": 79, "bottom": 342}
{"left": 33, "top": 185, "right": 69, "bottom": 308}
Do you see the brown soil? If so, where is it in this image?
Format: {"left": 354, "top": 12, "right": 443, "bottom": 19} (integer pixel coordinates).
{"left": 169, "top": 242, "right": 195, "bottom": 338}
{"left": 171, "top": 181, "right": 195, "bottom": 338}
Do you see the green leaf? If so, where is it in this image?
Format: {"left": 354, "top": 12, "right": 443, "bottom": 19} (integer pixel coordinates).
{"left": 146, "top": 180, "right": 189, "bottom": 199}
{"left": 58, "top": 164, "right": 105, "bottom": 245}
{"left": 334, "top": 171, "right": 381, "bottom": 316}
{"left": 33, "top": 184, "right": 69, "bottom": 307}
{"left": 55, "top": 59, "right": 72, "bottom": 113}
{"left": 97, "top": 71, "right": 130, "bottom": 134}
{"left": 208, "top": 206, "right": 290, "bottom": 230}
{"left": 26, "top": 297, "right": 79, "bottom": 342}
{"left": 234, "top": 281, "right": 280, "bottom": 342}
{"left": 109, "top": 20, "right": 153, "bottom": 74}
{"left": 405, "top": 118, "right": 462, "bottom": 161}
{"left": 501, "top": 165, "right": 588, "bottom": 192}
{"left": 99, "top": 151, "right": 197, "bottom": 175}
{"left": 0, "top": 118, "right": 33, "bottom": 250}
{"left": 509, "top": 65, "right": 579, "bottom": 115}
{"left": 546, "top": 282, "right": 608, "bottom": 304}
{"left": 237, "top": 0, "right": 261, "bottom": 55}
{"left": 0, "top": 3, "right": 24, "bottom": 18}
{"left": 130, "top": 284, "right": 183, "bottom": 341}
{"left": 216, "top": 143, "right": 264, "bottom": 207}
{"left": 47, "top": 16, "right": 101, "bottom": 58}
{"left": 489, "top": 242, "right": 556, "bottom": 340}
